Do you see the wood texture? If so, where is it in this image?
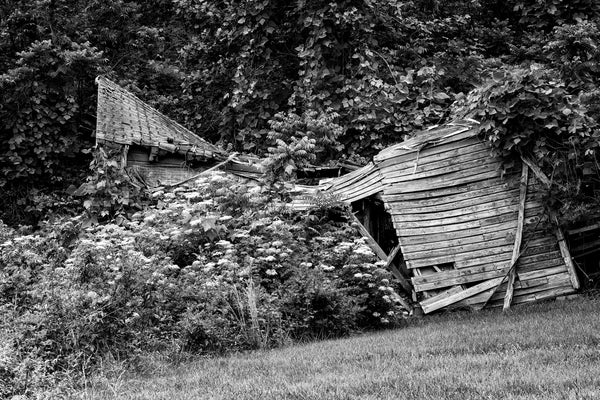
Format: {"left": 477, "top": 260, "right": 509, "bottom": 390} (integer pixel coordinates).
{"left": 554, "top": 216, "right": 581, "bottom": 290}
{"left": 503, "top": 164, "right": 529, "bottom": 310}
{"left": 421, "top": 278, "right": 504, "bottom": 314}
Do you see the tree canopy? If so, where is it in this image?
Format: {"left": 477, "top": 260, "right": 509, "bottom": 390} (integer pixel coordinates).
{"left": 1, "top": 0, "right": 600, "bottom": 224}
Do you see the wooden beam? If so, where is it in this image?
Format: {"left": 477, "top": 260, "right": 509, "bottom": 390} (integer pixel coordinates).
{"left": 421, "top": 277, "right": 504, "bottom": 314}
{"left": 503, "top": 164, "right": 529, "bottom": 310}
{"left": 351, "top": 215, "right": 414, "bottom": 296}
{"left": 554, "top": 215, "right": 581, "bottom": 290}
{"left": 120, "top": 144, "right": 130, "bottom": 170}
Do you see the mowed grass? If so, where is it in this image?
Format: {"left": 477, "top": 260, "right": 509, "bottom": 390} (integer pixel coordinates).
{"left": 83, "top": 296, "right": 600, "bottom": 400}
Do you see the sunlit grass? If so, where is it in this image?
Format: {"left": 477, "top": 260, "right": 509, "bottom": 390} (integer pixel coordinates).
{"left": 83, "top": 296, "right": 600, "bottom": 400}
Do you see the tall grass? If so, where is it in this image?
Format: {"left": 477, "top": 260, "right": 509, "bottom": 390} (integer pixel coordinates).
{"left": 82, "top": 296, "right": 600, "bottom": 400}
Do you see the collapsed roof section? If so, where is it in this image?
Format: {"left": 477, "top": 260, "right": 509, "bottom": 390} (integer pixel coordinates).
{"left": 95, "top": 76, "right": 226, "bottom": 161}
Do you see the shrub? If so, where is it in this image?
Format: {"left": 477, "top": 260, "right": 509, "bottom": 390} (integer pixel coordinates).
{"left": 0, "top": 172, "right": 410, "bottom": 397}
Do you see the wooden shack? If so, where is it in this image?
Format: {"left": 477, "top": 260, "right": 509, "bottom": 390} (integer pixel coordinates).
{"left": 95, "top": 77, "right": 228, "bottom": 186}
{"left": 294, "top": 120, "right": 581, "bottom": 313}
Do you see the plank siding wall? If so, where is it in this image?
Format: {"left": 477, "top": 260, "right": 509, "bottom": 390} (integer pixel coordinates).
{"left": 377, "top": 136, "right": 575, "bottom": 312}
{"left": 127, "top": 147, "right": 201, "bottom": 186}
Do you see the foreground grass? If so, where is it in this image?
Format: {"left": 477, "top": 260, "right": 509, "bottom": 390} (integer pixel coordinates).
{"left": 83, "top": 296, "right": 600, "bottom": 400}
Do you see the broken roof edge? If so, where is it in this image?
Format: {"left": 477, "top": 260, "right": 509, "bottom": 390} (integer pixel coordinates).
{"left": 373, "top": 119, "right": 480, "bottom": 163}
{"left": 95, "top": 76, "right": 227, "bottom": 160}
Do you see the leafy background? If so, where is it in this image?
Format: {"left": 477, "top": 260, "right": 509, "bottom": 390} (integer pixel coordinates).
{"left": 1, "top": 0, "right": 600, "bottom": 225}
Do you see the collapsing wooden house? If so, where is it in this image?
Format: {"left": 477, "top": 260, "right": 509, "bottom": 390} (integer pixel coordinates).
{"left": 95, "top": 76, "right": 232, "bottom": 186}
{"left": 294, "top": 120, "right": 581, "bottom": 313}
{"left": 94, "top": 77, "right": 344, "bottom": 185}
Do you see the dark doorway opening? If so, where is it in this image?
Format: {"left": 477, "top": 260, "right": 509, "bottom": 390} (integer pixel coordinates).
{"left": 566, "top": 225, "right": 600, "bottom": 289}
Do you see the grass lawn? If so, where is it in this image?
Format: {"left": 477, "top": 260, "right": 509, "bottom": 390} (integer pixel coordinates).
{"left": 82, "top": 296, "right": 600, "bottom": 400}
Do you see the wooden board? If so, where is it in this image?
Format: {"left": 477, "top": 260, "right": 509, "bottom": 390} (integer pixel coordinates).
{"left": 381, "top": 152, "right": 494, "bottom": 182}
{"left": 401, "top": 228, "right": 515, "bottom": 253}
{"left": 376, "top": 136, "right": 483, "bottom": 167}
{"left": 398, "top": 221, "right": 517, "bottom": 246}
{"left": 393, "top": 206, "right": 543, "bottom": 237}
{"left": 383, "top": 166, "right": 501, "bottom": 193}
{"left": 403, "top": 236, "right": 513, "bottom": 262}
{"left": 413, "top": 265, "right": 511, "bottom": 292}
{"left": 455, "top": 279, "right": 574, "bottom": 308}
{"left": 392, "top": 200, "right": 543, "bottom": 226}
{"left": 420, "top": 278, "right": 504, "bottom": 314}
{"left": 395, "top": 188, "right": 520, "bottom": 215}
{"left": 406, "top": 246, "right": 514, "bottom": 269}
{"left": 381, "top": 148, "right": 492, "bottom": 180}
{"left": 383, "top": 177, "right": 518, "bottom": 205}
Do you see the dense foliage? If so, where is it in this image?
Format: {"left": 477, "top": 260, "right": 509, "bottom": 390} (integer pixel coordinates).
{"left": 1, "top": 0, "right": 600, "bottom": 224}
{"left": 0, "top": 173, "right": 408, "bottom": 397}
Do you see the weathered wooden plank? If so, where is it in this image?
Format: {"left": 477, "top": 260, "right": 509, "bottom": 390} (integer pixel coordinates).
{"left": 401, "top": 228, "right": 515, "bottom": 253}
{"left": 326, "top": 163, "right": 376, "bottom": 192}
{"left": 413, "top": 266, "right": 511, "bottom": 292}
{"left": 381, "top": 152, "right": 493, "bottom": 183}
{"left": 392, "top": 204, "right": 543, "bottom": 232}
{"left": 406, "top": 245, "right": 514, "bottom": 269}
{"left": 403, "top": 236, "right": 513, "bottom": 262}
{"left": 480, "top": 208, "right": 542, "bottom": 228}
{"left": 383, "top": 163, "right": 501, "bottom": 190}
{"left": 396, "top": 219, "right": 482, "bottom": 237}
{"left": 518, "top": 256, "right": 564, "bottom": 273}
{"left": 522, "top": 243, "right": 559, "bottom": 258}
{"left": 337, "top": 180, "right": 384, "bottom": 203}
{"left": 554, "top": 217, "right": 581, "bottom": 290}
{"left": 393, "top": 198, "right": 535, "bottom": 224}
{"left": 383, "top": 177, "right": 518, "bottom": 205}
{"left": 398, "top": 221, "right": 516, "bottom": 246}
{"left": 455, "top": 252, "right": 513, "bottom": 269}
{"left": 521, "top": 156, "right": 552, "bottom": 188}
{"left": 517, "top": 250, "right": 561, "bottom": 266}
{"left": 332, "top": 168, "right": 381, "bottom": 193}
{"left": 505, "top": 286, "right": 575, "bottom": 306}
{"left": 393, "top": 208, "right": 542, "bottom": 238}
{"left": 493, "top": 280, "right": 574, "bottom": 304}
{"left": 412, "top": 262, "right": 511, "bottom": 286}
{"left": 457, "top": 277, "right": 574, "bottom": 308}
{"left": 420, "top": 277, "right": 504, "bottom": 314}
{"left": 517, "top": 265, "right": 567, "bottom": 281}
{"left": 332, "top": 170, "right": 383, "bottom": 196}
{"left": 381, "top": 148, "right": 493, "bottom": 180}
{"left": 376, "top": 136, "right": 483, "bottom": 167}
{"left": 518, "top": 251, "right": 564, "bottom": 272}
{"left": 395, "top": 188, "right": 520, "bottom": 215}
{"left": 518, "top": 272, "right": 571, "bottom": 289}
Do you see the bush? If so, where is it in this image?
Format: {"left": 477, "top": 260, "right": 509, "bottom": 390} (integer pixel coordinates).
{"left": 0, "top": 172, "right": 410, "bottom": 397}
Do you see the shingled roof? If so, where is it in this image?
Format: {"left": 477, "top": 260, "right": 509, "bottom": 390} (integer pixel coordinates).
{"left": 95, "top": 76, "right": 226, "bottom": 160}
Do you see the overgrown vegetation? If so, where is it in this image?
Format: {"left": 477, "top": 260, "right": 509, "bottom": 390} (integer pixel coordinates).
{"left": 2, "top": 0, "right": 600, "bottom": 224}
{"left": 0, "top": 173, "right": 409, "bottom": 398}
